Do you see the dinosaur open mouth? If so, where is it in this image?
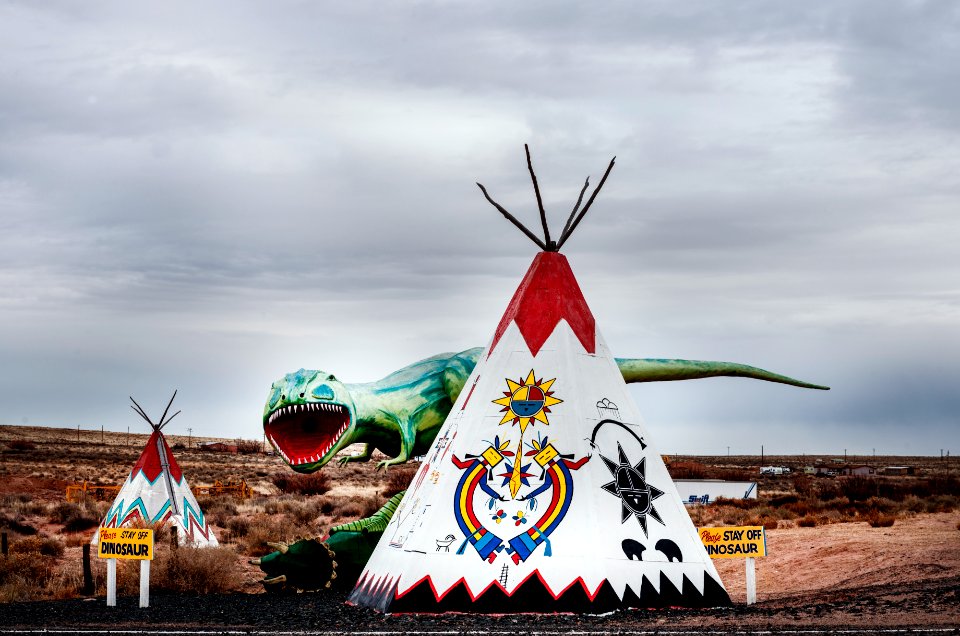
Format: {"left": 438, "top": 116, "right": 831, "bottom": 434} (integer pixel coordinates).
{"left": 265, "top": 403, "right": 350, "bottom": 468}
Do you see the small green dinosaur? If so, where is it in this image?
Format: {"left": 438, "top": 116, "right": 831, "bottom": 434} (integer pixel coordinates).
{"left": 256, "top": 348, "right": 826, "bottom": 592}
{"left": 263, "top": 347, "right": 827, "bottom": 474}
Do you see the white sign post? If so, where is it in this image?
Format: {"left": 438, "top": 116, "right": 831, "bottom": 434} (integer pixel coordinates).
{"left": 139, "top": 559, "right": 150, "bottom": 608}
{"left": 106, "top": 558, "right": 117, "bottom": 607}
{"left": 745, "top": 557, "right": 757, "bottom": 605}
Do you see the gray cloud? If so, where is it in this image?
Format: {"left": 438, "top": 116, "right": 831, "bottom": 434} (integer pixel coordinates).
{"left": 0, "top": 1, "right": 957, "bottom": 455}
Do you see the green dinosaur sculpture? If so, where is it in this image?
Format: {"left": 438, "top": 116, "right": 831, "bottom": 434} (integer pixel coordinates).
{"left": 263, "top": 347, "right": 827, "bottom": 474}
{"left": 256, "top": 348, "right": 826, "bottom": 591}
{"left": 253, "top": 491, "right": 404, "bottom": 591}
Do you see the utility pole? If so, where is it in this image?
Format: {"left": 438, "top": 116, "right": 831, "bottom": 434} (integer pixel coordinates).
{"left": 188, "top": 428, "right": 192, "bottom": 449}
{"left": 727, "top": 446, "right": 730, "bottom": 457}
{"left": 761, "top": 445, "right": 764, "bottom": 464}
{"left": 101, "top": 425, "right": 104, "bottom": 443}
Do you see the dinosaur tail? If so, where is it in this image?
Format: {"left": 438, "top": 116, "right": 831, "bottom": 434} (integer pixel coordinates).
{"left": 615, "top": 358, "right": 829, "bottom": 390}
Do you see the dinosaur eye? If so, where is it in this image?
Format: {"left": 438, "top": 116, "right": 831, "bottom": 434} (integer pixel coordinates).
{"left": 299, "top": 392, "right": 305, "bottom": 398}
{"left": 328, "top": 375, "right": 337, "bottom": 382}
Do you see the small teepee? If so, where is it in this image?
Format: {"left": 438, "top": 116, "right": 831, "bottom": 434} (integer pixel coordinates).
{"left": 348, "top": 148, "right": 730, "bottom": 612}
{"left": 92, "top": 392, "right": 218, "bottom": 548}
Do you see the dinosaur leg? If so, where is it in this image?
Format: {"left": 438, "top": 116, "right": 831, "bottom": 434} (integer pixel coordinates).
{"left": 253, "top": 491, "right": 406, "bottom": 592}
{"left": 376, "top": 423, "right": 416, "bottom": 471}
{"left": 338, "top": 443, "right": 374, "bottom": 466}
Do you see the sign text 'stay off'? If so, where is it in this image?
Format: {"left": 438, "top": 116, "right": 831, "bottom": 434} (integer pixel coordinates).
{"left": 98, "top": 528, "right": 154, "bottom": 560}
{"left": 698, "top": 526, "right": 766, "bottom": 558}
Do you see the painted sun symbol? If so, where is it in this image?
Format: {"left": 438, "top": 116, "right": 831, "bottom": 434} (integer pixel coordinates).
{"left": 492, "top": 370, "right": 562, "bottom": 433}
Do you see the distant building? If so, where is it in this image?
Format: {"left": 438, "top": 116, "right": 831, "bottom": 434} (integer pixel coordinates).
{"left": 199, "top": 441, "right": 238, "bottom": 454}
{"left": 675, "top": 479, "right": 758, "bottom": 505}
{"left": 844, "top": 465, "right": 876, "bottom": 477}
{"left": 883, "top": 465, "right": 915, "bottom": 476}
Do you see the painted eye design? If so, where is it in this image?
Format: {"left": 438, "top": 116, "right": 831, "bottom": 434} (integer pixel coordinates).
{"left": 312, "top": 385, "right": 335, "bottom": 400}
{"left": 268, "top": 387, "right": 282, "bottom": 407}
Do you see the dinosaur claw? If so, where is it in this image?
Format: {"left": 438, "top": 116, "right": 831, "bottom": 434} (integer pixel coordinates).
{"left": 263, "top": 575, "right": 287, "bottom": 585}
{"left": 249, "top": 557, "right": 262, "bottom": 565}
{"left": 267, "top": 541, "right": 289, "bottom": 554}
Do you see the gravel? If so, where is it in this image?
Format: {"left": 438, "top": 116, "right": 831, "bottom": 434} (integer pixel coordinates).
{"left": 0, "top": 576, "right": 957, "bottom": 634}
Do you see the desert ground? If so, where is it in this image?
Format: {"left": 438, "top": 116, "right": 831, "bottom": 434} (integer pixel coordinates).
{"left": 0, "top": 424, "right": 958, "bottom": 632}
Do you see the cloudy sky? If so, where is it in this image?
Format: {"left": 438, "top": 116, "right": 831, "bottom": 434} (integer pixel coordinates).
{"left": 2, "top": 1, "right": 957, "bottom": 456}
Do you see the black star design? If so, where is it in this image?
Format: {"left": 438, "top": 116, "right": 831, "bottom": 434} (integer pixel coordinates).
{"left": 599, "top": 442, "right": 665, "bottom": 536}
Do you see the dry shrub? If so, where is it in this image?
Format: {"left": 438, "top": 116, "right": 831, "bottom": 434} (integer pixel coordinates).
{"left": 319, "top": 498, "right": 337, "bottom": 515}
{"left": 840, "top": 476, "right": 880, "bottom": 502}
{"left": 242, "top": 515, "right": 304, "bottom": 556}
{"left": 0, "top": 514, "right": 38, "bottom": 536}
{"left": 1, "top": 494, "right": 45, "bottom": 517}
{"left": 924, "top": 494, "right": 959, "bottom": 513}
{"left": 383, "top": 467, "right": 416, "bottom": 498}
{"left": 798, "top": 515, "right": 818, "bottom": 528}
{"left": 361, "top": 494, "right": 383, "bottom": 518}
{"left": 225, "top": 517, "right": 250, "bottom": 538}
{"left": 151, "top": 546, "right": 243, "bottom": 594}
{"left": 48, "top": 502, "right": 81, "bottom": 524}
{"left": 290, "top": 499, "right": 322, "bottom": 525}
{"left": 763, "top": 519, "right": 779, "bottom": 530}
{"left": 6, "top": 440, "right": 36, "bottom": 451}
{"left": 203, "top": 499, "right": 239, "bottom": 527}
{"left": 236, "top": 440, "right": 262, "bottom": 454}
{"left": 866, "top": 511, "right": 896, "bottom": 528}
{"left": 9, "top": 536, "right": 65, "bottom": 557}
{"left": 793, "top": 474, "right": 814, "bottom": 497}
{"left": 0, "top": 553, "right": 60, "bottom": 602}
{"left": 336, "top": 499, "right": 365, "bottom": 519}
{"left": 271, "top": 472, "right": 331, "bottom": 495}
{"left": 63, "top": 513, "right": 100, "bottom": 533}
{"left": 668, "top": 461, "right": 708, "bottom": 479}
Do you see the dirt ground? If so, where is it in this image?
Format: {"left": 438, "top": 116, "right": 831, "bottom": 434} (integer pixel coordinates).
{"left": 1, "top": 424, "right": 958, "bottom": 631}
{"left": 713, "top": 511, "right": 960, "bottom": 603}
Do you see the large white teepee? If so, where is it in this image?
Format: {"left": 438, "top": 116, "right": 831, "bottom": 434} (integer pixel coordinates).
{"left": 349, "top": 252, "right": 729, "bottom": 612}
{"left": 348, "top": 151, "right": 729, "bottom": 612}
{"left": 92, "top": 393, "right": 217, "bottom": 548}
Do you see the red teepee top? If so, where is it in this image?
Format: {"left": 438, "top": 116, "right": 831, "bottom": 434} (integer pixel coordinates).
{"left": 489, "top": 251, "right": 596, "bottom": 357}
{"left": 130, "top": 430, "right": 183, "bottom": 483}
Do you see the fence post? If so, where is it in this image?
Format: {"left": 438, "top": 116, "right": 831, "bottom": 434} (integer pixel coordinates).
{"left": 1, "top": 532, "right": 7, "bottom": 556}
{"left": 82, "top": 544, "right": 94, "bottom": 594}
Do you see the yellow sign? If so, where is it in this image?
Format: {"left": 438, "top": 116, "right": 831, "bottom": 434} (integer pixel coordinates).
{"left": 98, "top": 528, "right": 154, "bottom": 560}
{"left": 698, "top": 526, "right": 766, "bottom": 559}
